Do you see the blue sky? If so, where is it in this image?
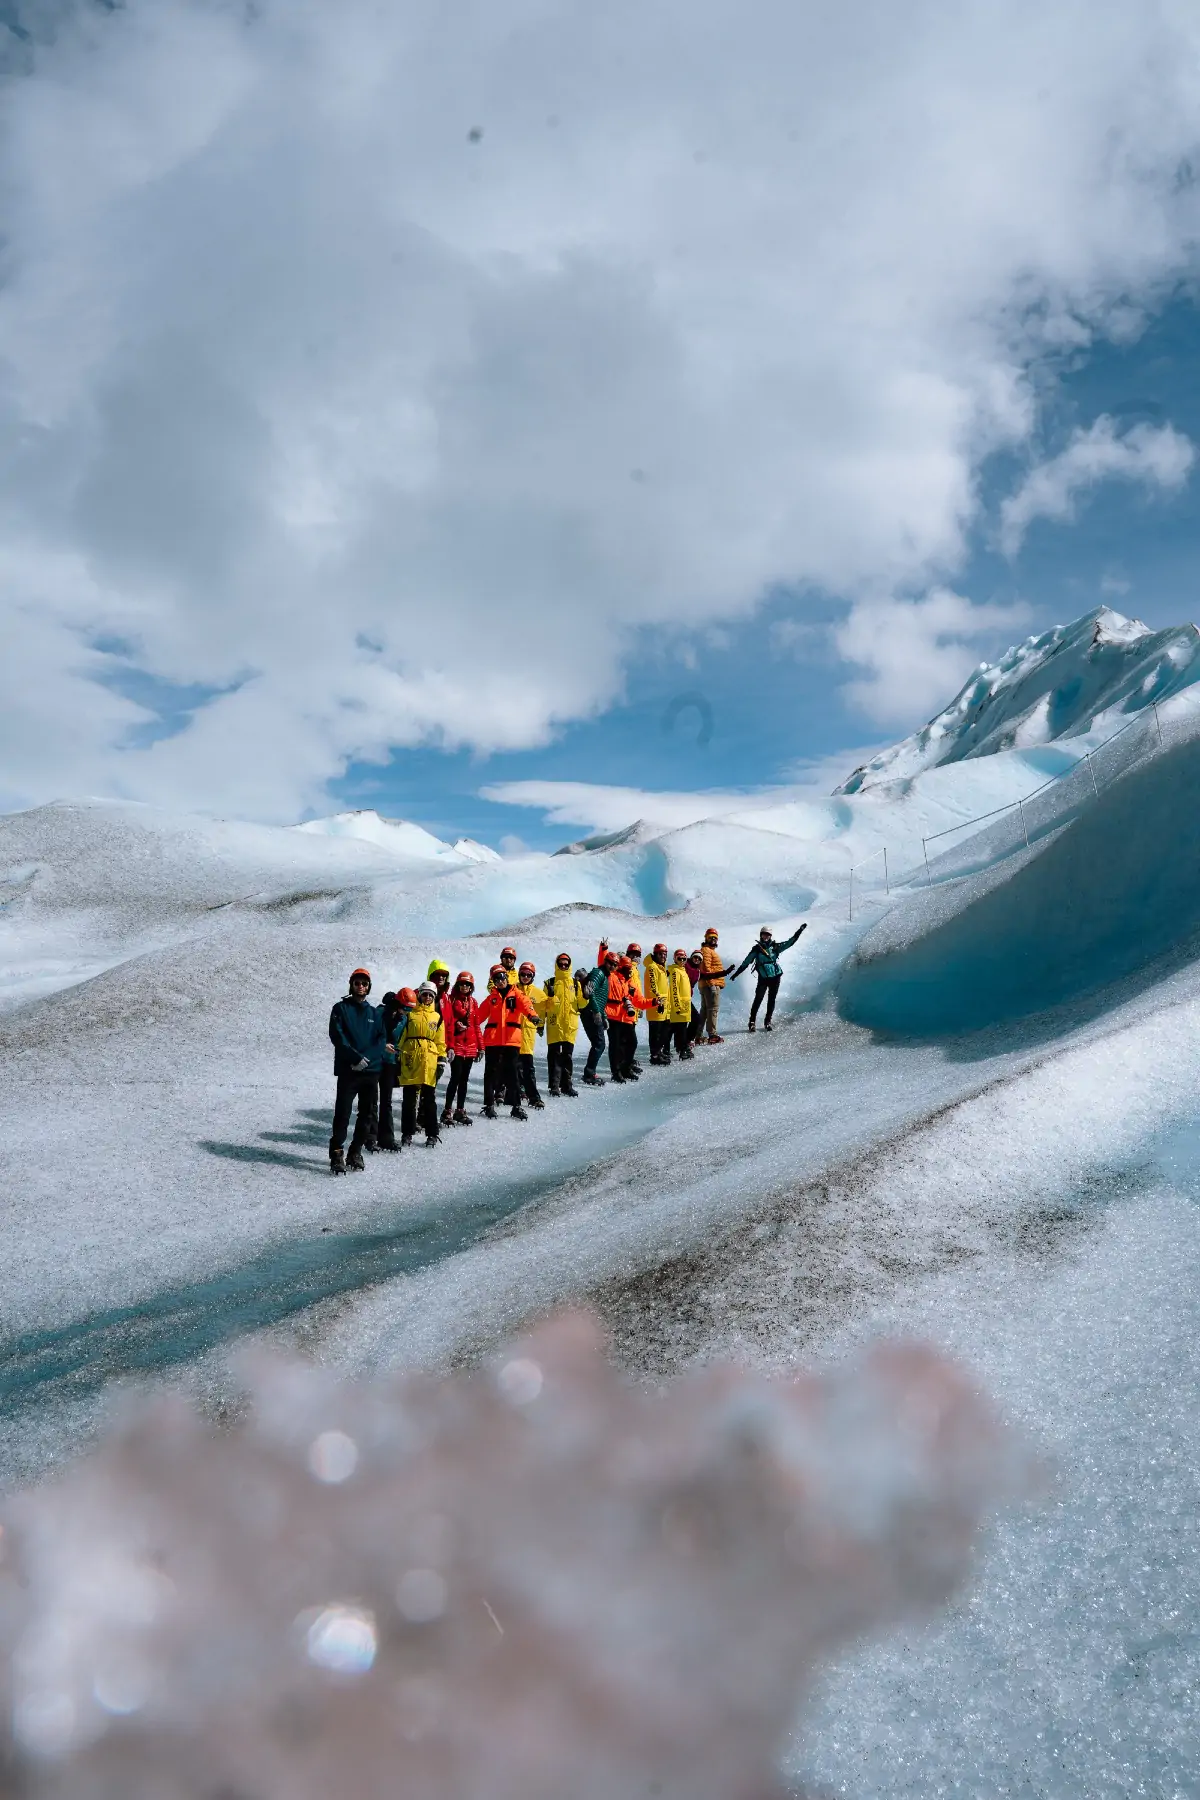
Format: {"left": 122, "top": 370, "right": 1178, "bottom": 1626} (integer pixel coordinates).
{"left": 329, "top": 292, "right": 1200, "bottom": 851}
{"left": 4, "top": 2, "right": 1200, "bottom": 831}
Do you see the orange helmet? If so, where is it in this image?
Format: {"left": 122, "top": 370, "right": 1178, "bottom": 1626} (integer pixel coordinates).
{"left": 617, "top": 954, "right": 633, "bottom": 971}
{"left": 397, "top": 986, "right": 417, "bottom": 1007}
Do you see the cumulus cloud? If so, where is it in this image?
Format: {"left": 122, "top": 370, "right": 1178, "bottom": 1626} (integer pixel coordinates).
{"left": 2, "top": 0, "right": 1200, "bottom": 815}
{"left": 999, "top": 416, "right": 1196, "bottom": 555}
{"left": 835, "top": 589, "right": 1030, "bottom": 728}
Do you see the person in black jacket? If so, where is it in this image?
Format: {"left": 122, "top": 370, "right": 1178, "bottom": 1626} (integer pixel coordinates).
{"left": 328, "top": 968, "right": 390, "bottom": 1172}
{"left": 728, "top": 925, "right": 807, "bottom": 1031}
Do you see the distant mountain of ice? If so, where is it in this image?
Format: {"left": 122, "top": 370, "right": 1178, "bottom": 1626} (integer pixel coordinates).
{"left": 836, "top": 606, "right": 1200, "bottom": 794}
{"left": 293, "top": 809, "right": 463, "bottom": 859}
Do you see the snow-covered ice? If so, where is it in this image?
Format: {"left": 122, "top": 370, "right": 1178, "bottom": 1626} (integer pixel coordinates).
{"left": 2, "top": 605, "right": 1198, "bottom": 1794}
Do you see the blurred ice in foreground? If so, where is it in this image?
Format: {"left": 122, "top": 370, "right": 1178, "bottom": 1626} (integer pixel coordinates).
{"left": 0, "top": 1314, "right": 1025, "bottom": 1799}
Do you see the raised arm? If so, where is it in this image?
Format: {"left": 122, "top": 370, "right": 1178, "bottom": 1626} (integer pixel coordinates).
{"left": 778, "top": 924, "right": 807, "bottom": 953}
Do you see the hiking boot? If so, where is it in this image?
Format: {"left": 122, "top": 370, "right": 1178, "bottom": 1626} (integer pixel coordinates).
{"left": 401, "top": 1133, "right": 415, "bottom": 1148}
{"left": 346, "top": 1145, "right": 366, "bottom": 1172}
{"left": 453, "top": 1108, "right": 472, "bottom": 1126}
{"left": 548, "top": 1086, "right": 561, "bottom": 1097}
{"left": 583, "top": 1072, "right": 605, "bottom": 1087}
{"left": 377, "top": 1139, "right": 399, "bottom": 1152}
{"left": 763, "top": 1022, "right": 774, "bottom": 1032}
{"left": 528, "top": 1096, "right": 545, "bottom": 1110}
{"left": 747, "top": 1021, "right": 756, "bottom": 1033}
{"left": 425, "top": 1133, "right": 440, "bottom": 1148}
{"left": 707, "top": 1034, "right": 723, "bottom": 1045}
{"left": 610, "top": 1073, "right": 627, "bottom": 1084}
{"left": 364, "top": 1137, "right": 378, "bottom": 1152}
{"left": 631, "top": 1061, "right": 643, "bottom": 1074}
{"left": 482, "top": 1105, "right": 498, "bottom": 1120}
{"left": 329, "top": 1146, "right": 346, "bottom": 1175}
{"left": 441, "top": 1107, "right": 455, "bottom": 1128}
{"left": 679, "top": 1047, "right": 695, "bottom": 1060}
{"left": 562, "top": 1084, "right": 579, "bottom": 1097}
{"left": 511, "top": 1107, "right": 529, "bottom": 1121}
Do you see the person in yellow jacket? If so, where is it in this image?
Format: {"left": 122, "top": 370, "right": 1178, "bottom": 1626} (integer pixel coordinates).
{"left": 542, "top": 952, "right": 585, "bottom": 1097}
{"left": 398, "top": 980, "right": 447, "bottom": 1146}
{"left": 516, "top": 960, "right": 548, "bottom": 1109}
{"left": 643, "top": 943, "right": 672, "bottom": 1065}
{"left": 667, "top": 949, "right": 695, "bottom": 1063}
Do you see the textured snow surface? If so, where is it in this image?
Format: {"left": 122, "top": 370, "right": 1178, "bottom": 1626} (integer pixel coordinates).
{"left": 837, "top": 605, "right": 1200, "bottom": 792}
{"left": 4, "top": 608, "right": 1200, "bottom": 1795}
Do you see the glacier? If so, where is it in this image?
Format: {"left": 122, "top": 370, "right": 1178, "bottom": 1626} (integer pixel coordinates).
{"left": 1, "top": 604, "right": 1198, "bottom": 1795}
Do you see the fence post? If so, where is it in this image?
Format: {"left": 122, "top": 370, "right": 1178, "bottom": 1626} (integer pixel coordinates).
{"left": 1018, "top": 798, "right": 1029, "bottom": 849}
{"left": 883, "top": 846, "right": 889, "bottom": 895}
{"left": 922, "top": 838, "right": 932, "bottom": 887}
{"left": 1087, "top": 754, "right": 1099, "bottom": 800}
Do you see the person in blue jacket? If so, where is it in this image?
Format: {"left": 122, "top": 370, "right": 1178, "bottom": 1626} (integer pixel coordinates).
{"left": 728, "top": 924, "right": 807, "bottom": 1032}
{"left": 328, "top": 967, "right": 391, "bottom": 1172}
{"left": 575, "top": 959, "right": 608, "bottom": 1086}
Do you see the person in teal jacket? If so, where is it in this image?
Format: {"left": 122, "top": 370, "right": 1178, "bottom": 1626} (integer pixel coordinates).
{"left": 729, "top": 924, "right": 807, "bottom": 1032}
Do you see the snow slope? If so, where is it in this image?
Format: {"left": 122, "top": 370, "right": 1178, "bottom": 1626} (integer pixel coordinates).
{"left": 4, "top": 607, "right": 1200, "bottom": 1793}
{"left": 837, "top": 605, "right": 1200, "bottom": 792}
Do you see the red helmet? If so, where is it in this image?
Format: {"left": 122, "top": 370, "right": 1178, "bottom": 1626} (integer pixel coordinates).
{"left": 501, "top": 946, "right": 517, "bottom": 959}
{"left": 602, "top": 950, "right": 618, "bottom": 967}
{"left": 653, "top": 942, "right": 668, "bottom": 956}
{"left": 673, "top": 948, "right": 687, "bottom": 961}
{"left": 555, "top": 952, "right": 572, "bottom": 967}
{"left": 519, "top": 960, "right": 536, "bottom": 976}
{"left": 617, "top": 954, "right": 633, "bottom": 971}
{"left": 704, "top": 927, "right": 719, "bottom": 941}
{"left": 489, "top": 963, "right": 507, "bottom": 979}
{"left": 454, "top": 970, "right": 474, "bottom": 987}
{"left": 397, "top": 986, "right": 417, "bottom": 1007}
{"left": 626, "top": 941, "right": 642, "bottom": 956}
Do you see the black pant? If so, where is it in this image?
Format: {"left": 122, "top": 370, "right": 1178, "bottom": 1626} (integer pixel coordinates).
{"left": 649, "top": 1019, "right": 672, "bottom": 1061}
{"left": 401, "top": 1083, "right": 439, "bottom": 1140}
{"left": 750, "top": 974, "right": 782, "bottom": 1026}
{"left": 484, "top": 1044, "right": 521, "bottom": 1110}
{"left": 580, "top": 1008, "right": 605, "bottom": 1077}
{"left": 519, "top": 1051, "right": 542, "bottom": 1103}
{"left": 374, "top": 1070, "right": 397, "bottom": 1147}
{"left": 446, "top": 1055, "right": 473, "bottom": 1111}
{"left": 547, "top": 1040, "right": 575, "bottom": 1091}
{"left": 689, "top": 1004, "right": 702, "bottom": 1042}
{"left": 672, "top": 1020, "right": 692, "bottom": 1056}
{"left": 608, "top": 1019, "right": 636, "bottom": 1078}
{"left": 331, "top": 1071, "right": 378, "bottom": 1153}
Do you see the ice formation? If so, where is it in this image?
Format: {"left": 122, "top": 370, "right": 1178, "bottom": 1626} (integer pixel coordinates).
{"left": 0, "top": 1313, "right": 1019, "bottom": 1799}
{"left": 836, "top": 605, "right": 1200, "bottom": 792}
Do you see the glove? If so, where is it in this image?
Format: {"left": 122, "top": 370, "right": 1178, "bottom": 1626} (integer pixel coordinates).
{"left": 352, "top": 1056, "right": 369, "bottom": 1072}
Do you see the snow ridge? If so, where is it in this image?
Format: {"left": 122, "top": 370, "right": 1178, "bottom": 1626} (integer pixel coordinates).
{"left": 836, "top": 606, "right": 1200, "bottom": 793}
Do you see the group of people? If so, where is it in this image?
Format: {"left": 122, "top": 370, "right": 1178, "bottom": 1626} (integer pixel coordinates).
{"left": 326, "top": 923, "right": 807, "bottom": 1172}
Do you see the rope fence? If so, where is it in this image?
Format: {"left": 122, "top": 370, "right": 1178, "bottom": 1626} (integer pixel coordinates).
{"left": 845, "top": 696, "right": 1181, "bottom": 921}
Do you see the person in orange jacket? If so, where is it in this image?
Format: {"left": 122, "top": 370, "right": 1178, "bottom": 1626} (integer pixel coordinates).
{"left": 697, "top": 927, "right": 735, "bottom": 1044}
{"left": 477, "top": 964, "right": 539, "bottom": 1120}
{"left": 605, "top": 954, "right": 655, "bottom": 1083}
{"left": 599, "top": 938, "right": 649, "bottom": 1073}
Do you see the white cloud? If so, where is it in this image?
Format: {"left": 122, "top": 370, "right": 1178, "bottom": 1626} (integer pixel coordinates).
{"left": 835, "top": 589, "right": 1030, "bottom": 728}
{"left": 999, "top": 417, "right": 1196, "bottom": 555}
{"left": 484, "top": 748, "right": 896, "bottom": 836}
{"left": 2, "top": 1, "right": 1200, "bottom": 815}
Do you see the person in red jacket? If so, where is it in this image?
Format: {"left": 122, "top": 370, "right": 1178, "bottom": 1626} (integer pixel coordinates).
{"left": 605, "top": 954, "right": 655, "bottom": 1083}
{"left": 442, "top": 971, "right": 483, "bottom": 1127}
{"left": 477, "top": 966, "right": 539, "bottom": 1120}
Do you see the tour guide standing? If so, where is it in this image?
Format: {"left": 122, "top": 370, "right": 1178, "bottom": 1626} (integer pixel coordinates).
{"left": 643, "top": 944, "right": 672, "bottom": 1064}
{"left": 328, "top": 967, "right": 390, "bottom": 1174}
{"left": 697, "top": 928, "right": 735, "bottom": 1044}
{"left": 728, "top": 923, "right": 808, "bottom": 1031}
{"left": 668, "top": 949, "right": 695, "bottom": 1060}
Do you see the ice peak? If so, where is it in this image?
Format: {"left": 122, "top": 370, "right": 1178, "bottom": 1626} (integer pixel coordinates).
{"left": 837, "top": 605, "right": 1200, "bottom": 794}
